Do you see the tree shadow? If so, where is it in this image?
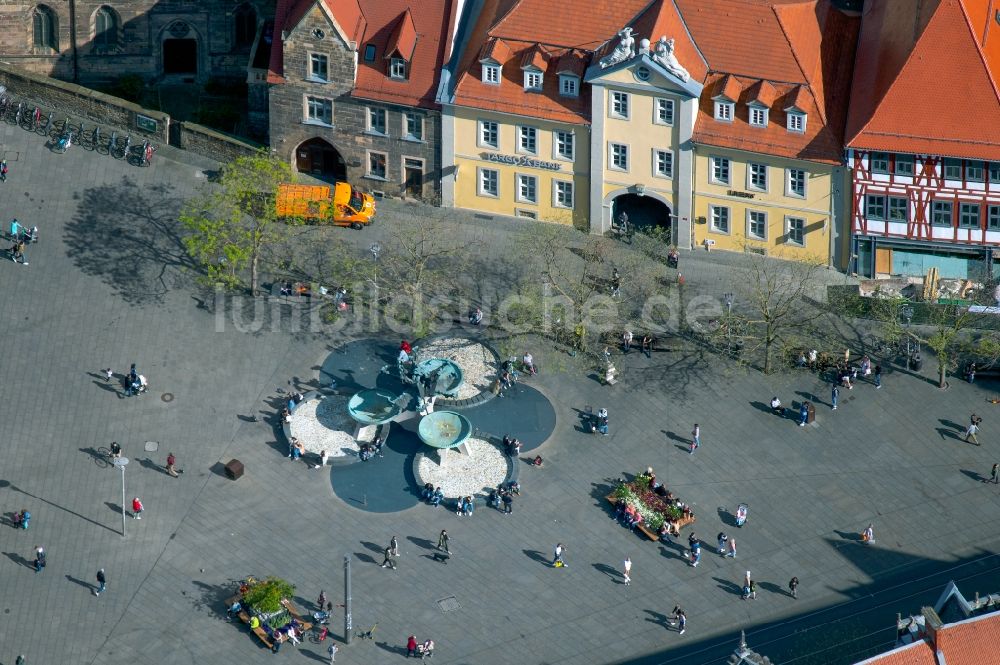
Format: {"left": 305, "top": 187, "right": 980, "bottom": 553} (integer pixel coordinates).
{"left": 65, "top": 574, "right": 95, "bottom": 592}
{"left": 4, "top": 551, "right": 33, "bottom": 568}
{"left": 66, "top": 178, "right": 199, "bottom": 306}
{"left": 713, "top": 576, "right": 743, "bottom": 596}
{"left": 189, "top": 579, "right": 241, "bottom": 619}
{"left": 522, "top": 549, "right": 550, "bottom": 566}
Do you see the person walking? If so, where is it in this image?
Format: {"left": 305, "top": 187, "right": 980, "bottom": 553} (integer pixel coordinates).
{"left": 727, "top": 536, "right": 736, "bottom": 558}
{"left": 502, "top": 491, "right": 513, "bottom": 515}
{"left": 862, "top": 523, "right": 875, "bottom": 543}
{"left": 788, "top": 576, "right": 799, "bottom": 599}
{"left": 673, "top": 607, "right": 686, "bottom": 635}
{"left": 642, "top": 334, "right": 653, "bottom": 358}
{"left": 611, "top": 270, "right": 622, "bottom": 299}
{"left": 799, "top": 402, "right": 809, "bottom": 427}
{"left": 95, "top": 568, "right": 106, "bottom": 596}
{"left": 831, "top": 385, "right": 839, "bottom": 410}
{"left": 407, "top": 635, "right": 418, "bottom": 658}
{"left": 690, "top": 424, "right": 700, "bottom": 454}
{"left": 33, "top": 546, "right": 45, "bottom": 573}
{"left": 380, "top": 546, "right": 397, "bottom": 570}
{"left": 689, "top": 542, "right": 701, "bottom": 568}
{"left": 390, "top": 536, "right": 400, "bottom": 557}
{"left": 131, "top": 497, "right": 144, "bottom": 519}
{"left": 437, "top": 529, "right": 449, "bottom": 553}
{"left": 553, "top": 543, "right": 567, "bottom": 567}
{"left": 327, "top": 642, "right": 338, "bottom": 663}
{"left": 103, "top": 367, "right": 113, "bottom": 382}
{"left": 0, "top": 159, "right": 9, "bottom": 182}
{"left": 965, "top": 421, "right": 981, "bottom": 445}
{"left": 166, "top": 452, "right": 181, "bottom": 477}
{"left": 622, "top": 329, "right": 633, "bottom": 352}
{"left": 717, "top": 532, "right": 728, "bottom": 556}
{"left": 988, "top": 463, "right": 999, "bottom": 484}
{"left": 623, "top": 556, "right": 632, "bottom": 586}
{"left": 874, "top": 364, "right": 882, "bottom": 389}
{"left": 317, "top": 590, "right": 328, "bottom": 611}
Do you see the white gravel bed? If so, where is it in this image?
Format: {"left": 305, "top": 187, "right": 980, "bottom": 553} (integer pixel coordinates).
{"left": 416, "top": 437, "right": 507, "bottom": 497}
{"left": 419, "top": 337, "right": 496, "bottom": 400}
{"left": 288, "top": 395, "right": 377, "bottom": 458}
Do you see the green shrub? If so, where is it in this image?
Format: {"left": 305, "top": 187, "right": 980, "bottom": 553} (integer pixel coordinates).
{"left": 242, "top": 576, "right": 295, "bottom": 614}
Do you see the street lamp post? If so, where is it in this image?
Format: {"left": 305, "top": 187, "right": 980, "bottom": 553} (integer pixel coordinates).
{"left": 724, "top": 293, "right": 734, "bottom": 350}
{"left": 901, "top": 305, "right": 914, "bottom": 363}
{"left": 344, "top": 554, "right": 352, "bottom": 644}
{"left": 369, "top": 242, "right": 382, "bottom": 299}
{"left": 113, "top": 457, "right": 129, "bottom": 537}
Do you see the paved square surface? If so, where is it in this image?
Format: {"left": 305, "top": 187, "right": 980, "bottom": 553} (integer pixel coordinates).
{"left": 1, "top": 121, "right": 999, "bottom": 665}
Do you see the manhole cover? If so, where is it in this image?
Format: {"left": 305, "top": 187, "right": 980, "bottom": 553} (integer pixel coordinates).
{"left": 144, "top": 441, "right": 159, "bottom": 452}
{"left": 437, "top": 596, "right": 460, "bottom": 612}
{"left": 161, "top": 393, "right": 174, "bottom": 403}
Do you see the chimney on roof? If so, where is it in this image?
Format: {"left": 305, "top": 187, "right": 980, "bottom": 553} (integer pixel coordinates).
{"left": 921, "top": 606, "right": 943, "bottom": 649}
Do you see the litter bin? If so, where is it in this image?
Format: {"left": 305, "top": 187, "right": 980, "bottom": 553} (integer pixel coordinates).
{"left": 805, "top": 401, "right": 816, "bottom": 424}
{"left": 224, "top": 459, "right": 244, "bottom": 480}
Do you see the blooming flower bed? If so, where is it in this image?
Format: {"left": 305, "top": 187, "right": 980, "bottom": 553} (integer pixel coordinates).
{"left": 419, "top": 337, "right": 496, "bottom": 400}
{"left": 611, "top": 477, "right": 689, "bottom": 532}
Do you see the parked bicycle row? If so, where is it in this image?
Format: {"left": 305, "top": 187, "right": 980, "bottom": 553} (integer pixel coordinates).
{"left": 0, "top": 93, "right": 157, "bottom": 165}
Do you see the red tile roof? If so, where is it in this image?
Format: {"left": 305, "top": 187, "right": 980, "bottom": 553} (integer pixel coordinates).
{"left": 745, "top": 79, "right": 778, "bottom": 107}
{"left": 846, "top": 0, "right": 1000, "bottom": 160}
{"left": 521, "top": 44, "right": 547, "bottom": 71}
{"left": 855, "top": 639, "right": 937, "bottom": 665}
{"left": 686, "top": 0, "right": 860, "bottom": 165}
{"left": 714, "top": 75, "right": 743, "bottom": 102}
{"left": 268, "top": 0, "right": 458, "bottom": 109}
{"left": 384, "top": 8, "right": 417, "bottom": 61}
{"left": 859, "top": 612, "right": 1000, "bottom": 665}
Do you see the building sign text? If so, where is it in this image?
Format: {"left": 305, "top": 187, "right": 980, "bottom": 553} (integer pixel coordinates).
{"left": 482, "top": 152, "right": 562, "bottom": 171}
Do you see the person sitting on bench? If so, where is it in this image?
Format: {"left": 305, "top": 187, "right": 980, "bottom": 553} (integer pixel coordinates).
{"left": 420, "top": 483, "right": 434, "bottom": 500}
{"left": 430, "top": 487, "right": 444, "bottom": 506}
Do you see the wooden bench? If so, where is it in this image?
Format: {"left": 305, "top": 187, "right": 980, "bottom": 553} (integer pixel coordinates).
{"left": 230, "top": 595, "right": 312, "bottom": 650}
{"left": 605, "top": 494, "right": 695, "bottom": 541}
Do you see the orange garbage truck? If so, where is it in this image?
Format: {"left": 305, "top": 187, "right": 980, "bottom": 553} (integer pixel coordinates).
{"left": 275, "top": 182, "right": 376, "bottom": 228}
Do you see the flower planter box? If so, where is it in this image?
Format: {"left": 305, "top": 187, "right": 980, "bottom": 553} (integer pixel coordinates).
{"left": 606, "top": 493, "right": 695, "bottom": 541}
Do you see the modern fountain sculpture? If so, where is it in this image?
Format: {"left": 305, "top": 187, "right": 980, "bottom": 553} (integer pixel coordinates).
{"left": 347, "top": 388, "right": 406, "bottom": 425}
{"left": 417, "top": 410, "right": 473, "bottom": 455}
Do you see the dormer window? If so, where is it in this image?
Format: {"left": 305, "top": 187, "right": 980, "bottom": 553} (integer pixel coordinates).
{"left": 524, "top": 69, "right": 543, "bottom": 91}
{"left": 559, "top": 74, "right": 578, "bottom": 97}
{"left": 714, "top": 101, "right": 734, "bottom": 121}
{"left": 787, "top": 111, "right": 806, "bottom": 133}
{"left": 482, "top": 62, "right": 501, "bottom": 85}
{"left": 749, "top": 106, "right": 768, "bottom": 127}
{"left": 389, "top": 57, "right": 407, "bottom": 80}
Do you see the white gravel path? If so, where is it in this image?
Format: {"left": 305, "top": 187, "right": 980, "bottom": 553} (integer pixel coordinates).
{"left": 416, "top": 437, "right": 507, "bottom": 497}
{"left": 419, "top": 337, "right": 496, "bottom": 400}
{"left": 288, "top": 394, "right": 377, "bottom": 458}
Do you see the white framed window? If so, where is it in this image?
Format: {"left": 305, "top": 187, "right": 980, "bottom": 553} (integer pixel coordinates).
{"left": 747, "top": 210, "right": 767, "bottom": 239}
{"left": 609, "top": 142, "right": 628, "bottom": 171}
{"left": 710, "top": 205, "right": 730, "bottom": 233}
{"left": 305, "top": 96, "right": 333, "bottom": 125}
{"left": 554, "top": 130, "right": 574, "bottom": 160}
{"left": 524, "top": 70, "right": 543, "bottom": 90}
{"left": 715, "top": 101, "right": 733, "bottom": 121}
{"left": 478, "top": 120, "right": 498, "bottom": 148}
{"left": 747, "top": 162, "right": 768, "bottom": 191}
{"left": 653, "top": 150, "right": 673, "bottom": 178}
{"left": 518, "top": 126, "right": 537, "bottom": 154}
{"left": 389, "top": 57, "right": 407, "bottom": 80}
{"left": 478, "top": 168, "right": 499, "bottom": 197}
{"left": 516, "top": 174, "right": 538, "bottom": 204}
{"left": 367, "top": 151, "right": 387, "bottom": 179}
{"left": 403, "top": 112, "right": 423, "bottom": 141}
{"left": 749, "top": 106, "right": 768, "bottom": 127}
{"left": 654, "top": 98, "right": 674, "bottom": 125}
{"left": 482, "top": 63, "right": 500, "bottom": 85}
{"left": 786, "top": 168, "right": 806, "bottom": 198}
{"left": 785, "top": 216, "right": 805, "bottom": 245}
{"left": 367, "top": 107, "right": 387, "bottom": 135}
{"left": 309, "top": 53, "right": 329, "bottom": 82}
{"left": 553, "top": 180, "right": 574, "bottom": 208}
{"left": 787, "top": 111, "right": 805, "bottom": 132}
{"left": 710, "top": 156, "right": 730, "bottom": 185}
{"left": 610, "top": 91, "right": 630, "bottom": 119}
{"left": 559, "top": 74, "right": 578, "bottom": 97}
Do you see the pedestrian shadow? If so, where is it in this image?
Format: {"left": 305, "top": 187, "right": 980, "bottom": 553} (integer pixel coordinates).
{"left": 749, "top": 401, "right": 774, "bottom": 415}
{"left": 717, "top": 506, "right": 737, "bottom": 527}
{"left": 406, "top": 536, "right": 435, "bottom": 551}
{"left": 3, "top": 551, "right": 32, "bottom": 569}
{"left": 834, "top": 529, "right": 862, "bottom": 542}
{"left": 91, "top": 379, "right": 120, "bottom": 396}
{"left": 662, "top": 430, "right": 688, "bottom": 444}
{"left": 105, "top": 502, "right": 125, "bottom": 516}
{"left": 758, "top": 581, "right": 787, "bottom": 596}
{"left": 423, "top": 552, "right": 450, "bottom": 564}
{"left": 296, "top": 648, "right": 329, "bottom": 664}
{"left": 658, "top": 541, "right": 685, "bottom": 561}
{"left": 935, "top": 427, "right": 962, "bottom": 442}
{"left": 522, "top": 549, "right": 550, "bottom": 566}
{"left": 713, "top": 576, "right": 743, "bottom": 596}
{"left": 592, "top": 562, "right": 620, "bottom": 581}
{"left": 939, "top": 418, "right": 965, "bottom": 432}
{"left": 353, "top": 552, "right": 377, "bottom": 565}
{"left": 137, "top": 457, "right": 166, "bottom": 474}
{"left": 360, "top": 541, "right": 384, "bottom": 555}
{"left": 65, "top": 574, "right": 94, "bottom": 592}
{"left": 643, "top": 609, "right": 672, "bottom": 631}
{"left": 374, "top": 641, "right": 409, "bottom": 658}
{"left": 572, "top": 408, "right": 594, "bottom": 433}
{"left": 960, "top": 469, "right": 987, "bottom": 483}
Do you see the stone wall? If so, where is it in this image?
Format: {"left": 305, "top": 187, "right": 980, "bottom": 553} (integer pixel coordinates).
{"left": 177, "top": 122, "right": 263, "bottom": 162}
{"left": 0, "top": 62, "right": 169, "bottom": 143}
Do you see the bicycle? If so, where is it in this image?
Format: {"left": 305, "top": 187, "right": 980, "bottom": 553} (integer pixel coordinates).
{"left": 94, "top": 446, "right": 113, "bottom": 469}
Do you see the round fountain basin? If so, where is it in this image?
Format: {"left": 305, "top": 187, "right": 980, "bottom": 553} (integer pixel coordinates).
{"left": 413, "top": 358, "right": 464, "bottom": 397}
{"left": 418, "top": 411, "right": 473, "bottom": 449}
{"left": 348, "top": 388, "right": 404, "bottom": 425}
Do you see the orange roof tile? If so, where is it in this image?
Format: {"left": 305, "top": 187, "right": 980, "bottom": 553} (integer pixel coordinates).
{"left": 847, "top": 0, "right": 1000, "bottom": 160}
{"left": 745, "top": 80, "right": 778, "bottom": 107}
{"left": 479, "top": 38, "right": 512, "bottom": 64}
{"left": 626, "top": 0, "right": 708, "bottom": 82}
{"left": 784, "top": 84, "right": 809, "bottom": 111}
{"left": 520, "top": 44, "right": 547, "bottom": 71}
{"left": 933, "top": 612, "right": 1000, "bottom": 664}
{"left": 713, "top": 74, "right": 742, "bottom": 101}
{"left": 855, "top": 639, "right": 937, "bottom": 665}
{"left": 384, "top": 8, "right": 417, "bottom": 61}
{"left": 554, "top": 51, "right": 587, "bottom": 77}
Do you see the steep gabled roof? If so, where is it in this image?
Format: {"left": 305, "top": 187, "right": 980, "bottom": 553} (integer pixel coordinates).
{"left": 384, "top": 8, "right": 417, "bottom": 61}
{"left": 745, "top": 80, "right": 778, "bottom": 107}
{"left": 846, "top": 0, "right": 1000, "bottom": 160}
{"left": 520, "top": 44, "right": 547, "bottom": 71}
